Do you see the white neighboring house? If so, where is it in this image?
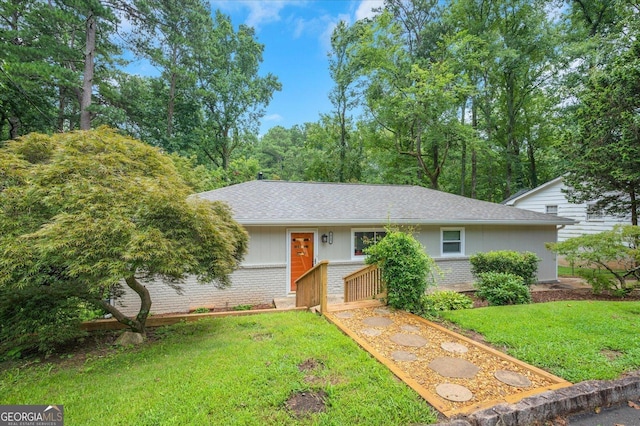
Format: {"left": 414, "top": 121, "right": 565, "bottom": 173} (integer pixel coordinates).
{"left": 503, "top": 176, "right": 629, "bottom": 242}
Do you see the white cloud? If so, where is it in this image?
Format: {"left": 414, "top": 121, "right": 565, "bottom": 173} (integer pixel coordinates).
{"left": 264, "top": 113, "right": 283, "bottom": 122}
{"left": 211, "top": 0, "right": 289, "bottom": 29}
{"left": 319, "top": 13, "right": 351, "bottom": 53}
{"left": 244, "top": 1, "right": 287, "bottom": 28}
{"left": 355, "top": 0, "right": 384, "bottom": 21}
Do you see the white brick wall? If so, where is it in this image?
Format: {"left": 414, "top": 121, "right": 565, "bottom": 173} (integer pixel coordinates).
{"left": 114, "top": 258, "right": 476, "bottom": 316}
{"left": 435, "top": 257, "right": 474, "bottom": 287}
{"left": 114, "top": 264, "right": 286, "bottom": 316}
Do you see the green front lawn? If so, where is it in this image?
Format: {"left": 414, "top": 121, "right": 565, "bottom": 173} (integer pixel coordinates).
{"left": 441, "top": 301, "right": 640, "bottom": 382}
{"left": 0, "top": 311, "right": 437, "bottom": 425}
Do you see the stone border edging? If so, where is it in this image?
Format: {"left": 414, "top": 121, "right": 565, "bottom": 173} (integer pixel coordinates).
{"left": 431, "top": 374, "right": 640, "bottom": 426}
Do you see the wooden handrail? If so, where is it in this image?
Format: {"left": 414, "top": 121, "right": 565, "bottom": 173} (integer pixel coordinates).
{"left": 343, "top": 264, "right": 386, "bottom": 303}
{"left": 295, "top": 260, "right": 328, "bottom": 313}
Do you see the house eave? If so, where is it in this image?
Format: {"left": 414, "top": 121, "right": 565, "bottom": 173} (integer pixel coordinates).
{"left": 504, "top": 175, "right": 565, "bottom": 206}
{"left": 235, "top": 218, "right": 575, "bottom": 227}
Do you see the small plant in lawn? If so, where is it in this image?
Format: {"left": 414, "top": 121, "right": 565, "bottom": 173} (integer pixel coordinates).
{"left": 470, "top": 250, "right": 540, "bottom": 285}
{"left": 233, "top": 304, "right": 253, "bottom": 311}
{"left": 421, "top": 290, "right": 473, "bottom": 313}
{"left": 365, "top": 227, "right": 439, "bottom": 313}
{"left": 475, "top": 272, "right": 531, "bottom": 306}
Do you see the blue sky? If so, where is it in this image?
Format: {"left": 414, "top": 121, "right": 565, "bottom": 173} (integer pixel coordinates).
{"left": 210, "top": 1, "right": 383, "bottom": 135}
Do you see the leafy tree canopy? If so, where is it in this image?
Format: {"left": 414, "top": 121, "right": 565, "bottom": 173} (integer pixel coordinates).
{"left": 0, "top": 127, "right": 248, "bottom": 335}
{"left": 547, "top": 225, "right": 640, "bottom": 295}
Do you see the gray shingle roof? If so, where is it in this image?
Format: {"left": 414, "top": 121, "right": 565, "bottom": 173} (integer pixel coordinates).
{"left": 197, "top": 180, "right": 575, "bottom": 226}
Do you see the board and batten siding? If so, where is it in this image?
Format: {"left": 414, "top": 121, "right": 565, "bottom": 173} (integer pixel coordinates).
{"left": 507, "top": 178, "right": 628, "bottom": 241}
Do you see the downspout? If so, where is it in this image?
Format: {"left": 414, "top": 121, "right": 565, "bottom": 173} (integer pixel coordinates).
{"left": 554, "top": 225, "right": 567, "bottom": 282}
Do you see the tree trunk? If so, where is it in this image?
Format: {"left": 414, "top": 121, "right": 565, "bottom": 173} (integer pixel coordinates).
{"left": 80, "top": 11, "right": 96, "bottom": 130}
{"left": 98, "top": 276, "right": 151, "bottom": 336}
{"left": 339, "top": 104, "right": 347, "bottom": 182}
{"left": 631, "top": 189, "right": 638, "bottom": 227}
{"left": 167, "top": 71, "right": 176, "bottom": 138}
{"left": 58, "top": 86, "right": 67, "bottom": 132}
{"left": 167, "top": 45, "right": 178, "bottom": 138}
{"left": 459, "top": 102, "right": 467, "bottom": 196}
{"left": 471, "top": 98, "right": 479, "bottom": 199}
{"left": 527, "top": 137, "right": 537, "bottom": 188}
{"left": 8, "top": 116, "right": 20, "bottom": 139}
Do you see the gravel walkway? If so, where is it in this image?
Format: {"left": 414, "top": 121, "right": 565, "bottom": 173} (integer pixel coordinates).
{"left": 325, "top": 305, "right": 571, "bottom": 418}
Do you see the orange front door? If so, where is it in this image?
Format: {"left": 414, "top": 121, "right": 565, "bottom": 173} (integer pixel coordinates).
{"left": 290, "top": 233, "right": 314, "bottom": 292}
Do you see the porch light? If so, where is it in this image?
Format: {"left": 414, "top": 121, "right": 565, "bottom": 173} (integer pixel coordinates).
{"left": 321, "top": 234, "right": 328, "bottom": 243}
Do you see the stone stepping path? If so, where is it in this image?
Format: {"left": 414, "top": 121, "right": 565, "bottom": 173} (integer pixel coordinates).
{"left": 360, "top": 328, "right": 382, "bottom": 337}
{"left": 436, "top": 383, "right": 473, "bottom": 402}
{"left": 327, "top": 306, "right": 572, "bottom": 418}
{"left": 495, "top": 369, "right": 532, "bottom": 388}
{"left": 441, "top": 342, "right": 468, "bottom": 354}
{"left": 390, "top": 333, "right": 428, "bottom": 347}
{"left": 429, "top": 357, "right": 480, "bottom": 378}
{"left": 362, "top": 316, "right": 393, "bottom": 327}
{"left": 391, "top": 351, "right": 418, "bottom": 362}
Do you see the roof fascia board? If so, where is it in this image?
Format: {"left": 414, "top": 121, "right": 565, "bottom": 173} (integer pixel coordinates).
{"left": 237, "top": 219, "right": 575, "bottom": 226}
{"left": 504, "top": 176, "right": 565, "bottom": 205}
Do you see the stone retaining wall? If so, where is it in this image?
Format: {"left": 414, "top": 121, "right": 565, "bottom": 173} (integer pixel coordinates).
{"left": 433, "top": 375, "right": 640, "bottom": 426}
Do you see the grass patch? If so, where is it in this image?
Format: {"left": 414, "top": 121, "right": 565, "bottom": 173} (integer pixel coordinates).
{"left": 558, "top": 265, "right": 626, "bottom": 280}
{"left": 441, "top": 301, "right": 640, "bottom": 382}
{"left": 0, "top": 311, "right": 437, "bottom": 425}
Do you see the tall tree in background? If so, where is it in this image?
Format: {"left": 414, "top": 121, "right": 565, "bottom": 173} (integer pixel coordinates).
{"left": 0, "top": 0, "right": 122, "bottom": 137}
{"left": 194, "top": 11, "right": 281, "bottom": 169}
{"left": 561, "top": 1, "right": 640, "bottom": 225}
{"left": 356, "top": 5, "right": 470, "bottom": 190}
{"left": 0, "top": 1, "right": 57, "bottom": 139}
{"left": 57, "top": 0, "right": 121, "bottom": 130}
{"left": 126, "top": 0, "right": 211, "bottom": 151}
{"left": 327, "top": 20, "right": 364, "bottom": 182}
{"left": 484, "top": 0, "right": 559, "bottom": 197}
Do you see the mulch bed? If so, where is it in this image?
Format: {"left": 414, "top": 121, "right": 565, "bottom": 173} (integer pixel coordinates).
{"left": 464, "top": 287, "right": 640, "bottom": 308}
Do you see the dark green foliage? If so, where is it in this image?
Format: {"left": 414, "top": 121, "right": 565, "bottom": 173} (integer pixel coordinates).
{"left": 421, "top": 290, "right": 473, "bottom": 312}
{"left": 474, "top": 272, "right": 531, "bottom": 306}
{"left": 561, "top": 37, "right": 640, "bottom": 226}
{"left": 0, "top": 284, "right": 101, "bottom": 359}
{"left": 365, "top": 229, "right": 438, "bottom": 312}
{"left": 469, "top": 250, "right": 540, "bottom": 285}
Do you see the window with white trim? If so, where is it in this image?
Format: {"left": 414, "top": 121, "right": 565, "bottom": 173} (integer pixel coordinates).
{"left": 441, "top": 228, "right": 464, "bottom": 256}
{"left": 352, "top": 229, "right": 386, "bottom": 258}
{"left": 545, "top": 205, "right": 558, "bottom": 215}
{"left": 586, "top": 203, "right": 604, "bottom": 221}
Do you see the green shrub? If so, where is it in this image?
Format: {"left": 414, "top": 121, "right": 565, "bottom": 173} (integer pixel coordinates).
{"left": 422, "top": 291, "right": 473, "bottom": 312}
{"left": 365, "top": 228, "right": 439, "bottom": 313}
{"left": 474, "top": 272, "right": 531, "bottom": 306}
{"left": 0, "top": 285, "right": 90, "bottom": 359}
{"left": 193, "top": 307, "right": 210, "bottom": 313}
{"left": 470, "top": 250, "right": 540, "bottom": 286}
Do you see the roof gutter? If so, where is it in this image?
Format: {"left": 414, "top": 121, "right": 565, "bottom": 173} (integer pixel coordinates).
{"left": 234, "top": 219, "right": 575, "bottom": 227}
